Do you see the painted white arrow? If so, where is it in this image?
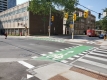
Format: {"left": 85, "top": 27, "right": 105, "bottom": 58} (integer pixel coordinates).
{"left": 27, "top": 74, "right": 33, "bottom": 79}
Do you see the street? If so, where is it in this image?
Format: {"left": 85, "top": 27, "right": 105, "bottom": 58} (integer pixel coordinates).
{"left": 0, "top": 37, "right": 77, "bottom": 80}
{"left": 0, "top": 36, "right": 107, "bottom": 80}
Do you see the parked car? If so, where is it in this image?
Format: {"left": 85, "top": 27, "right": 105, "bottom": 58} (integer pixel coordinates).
{"left": 98, "top": 34, "right": 105, "bottom": 39}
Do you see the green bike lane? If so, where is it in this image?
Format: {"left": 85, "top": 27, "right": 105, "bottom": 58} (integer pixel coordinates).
{"left": 33, "top": 45, "right": 93, "bottom": 62}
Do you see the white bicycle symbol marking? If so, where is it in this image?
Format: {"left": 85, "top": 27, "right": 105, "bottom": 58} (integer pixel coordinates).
{"left": 46, "top": 54, "right": 63, "bottom": 60}
{"left": 46, "top": 51, "right": 74, "bottom": 60}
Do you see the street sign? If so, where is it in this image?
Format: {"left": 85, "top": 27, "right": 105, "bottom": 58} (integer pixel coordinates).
{"left": 63, "top": 20, "right": 66, "bottom": 24}
{"left": 70, "top": 21, "right": 73, "bottom": 24}
{"left": 103, "top": 12, "right": 107, "bottom": 17}
{"left": 79, "top": 12, "right": 83, "bottom": 17}
{"left": 70, "top": 24, "right": 73, "bottom": 28}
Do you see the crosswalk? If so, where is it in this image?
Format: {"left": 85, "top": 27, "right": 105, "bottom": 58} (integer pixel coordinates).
{"left": 72, "top": 47, "right": 107, "bottom": 76}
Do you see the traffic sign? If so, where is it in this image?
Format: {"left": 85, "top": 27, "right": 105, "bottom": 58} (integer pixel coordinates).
{"left": 70, "top": 24, "right": 73, "bottom": 28}
{"left": 70, "top": 21, "right": 73, "bottom": 24}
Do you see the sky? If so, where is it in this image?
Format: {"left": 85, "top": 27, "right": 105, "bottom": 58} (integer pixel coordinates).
{"left": 17, "top": 0, "right": 107, "bottom": 21}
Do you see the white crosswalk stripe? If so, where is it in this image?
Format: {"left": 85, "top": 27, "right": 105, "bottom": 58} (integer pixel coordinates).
{"left": 90, "top": 52, "right": 107, "bottom": 57}
{"left": 78, "top": 58, "right": 107, "bottom": 69}
{"left": 73, "top": 48, "right": 107, "bottom": 75}
{"left": 93, "top": 50, "right": 107, "bottom": 54}
{"left": 85, "top": 55, "right": 107, "bottom": 61}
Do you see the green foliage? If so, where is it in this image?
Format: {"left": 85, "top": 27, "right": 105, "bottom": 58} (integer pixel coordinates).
{"left": 101, "top": 8, "right": 107, "bottom": 31}
{"left": 101, "top": 16, "right": 107, "bottom": 31}
{"left": 28, "top": 0, "right": 79, "bottom": 16}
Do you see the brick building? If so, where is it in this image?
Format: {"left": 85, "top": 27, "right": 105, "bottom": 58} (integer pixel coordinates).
{"left": 63, "top": 8, "right": 96, "bottom": 35}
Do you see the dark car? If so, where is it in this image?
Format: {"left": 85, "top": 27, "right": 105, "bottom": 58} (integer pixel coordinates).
{"left": 99, "top": 34, "right": 105, "bottom": 39}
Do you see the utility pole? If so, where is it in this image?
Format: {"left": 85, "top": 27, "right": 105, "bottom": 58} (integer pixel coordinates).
{"left": 49, "top": 7, "right": 51, "bottom": 37}
{"left": 72, "top": 19, "right": 74, "bottom": 39}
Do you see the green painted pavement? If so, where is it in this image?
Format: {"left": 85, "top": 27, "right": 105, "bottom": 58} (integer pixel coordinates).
{"left": 34, "top": 45, "right": 93, "bottom": 61}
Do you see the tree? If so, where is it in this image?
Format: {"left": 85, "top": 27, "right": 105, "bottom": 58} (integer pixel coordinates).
{"left": 28, "top": 0, "right": 79, "bottom": 32}
{"left": 28, "top": 0, "right": 79, "bottom": 16}
{"left": 95, "top": 20, "right": 102, "bottom": 29}
{"left": 101, "top": 8, "right": 107, "bottom": 31}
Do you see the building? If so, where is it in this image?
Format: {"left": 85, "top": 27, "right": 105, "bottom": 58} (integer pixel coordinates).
{"left": 63, "top": 8, "right": 96, "bottom": 35}
{"left": 0, "top": 0, "right": 16, "bottom": 12}
{"left": 0, "top": 1, "right": 95, "bottom": 36}
{"left": 0, "top": 1, "right": 63, "bottom": 35}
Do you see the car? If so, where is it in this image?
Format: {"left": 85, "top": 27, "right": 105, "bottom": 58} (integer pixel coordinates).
{"left": 98, "top": 34, "right": 105, "bottom": 39}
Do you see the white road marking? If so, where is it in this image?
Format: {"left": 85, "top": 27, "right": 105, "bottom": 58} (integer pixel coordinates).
{"left": 48, "top": 52, "right": 53, "bottom": 54}
{"left": 82, "top": 52, "right": 87, "bottom": 53}
{"left": 61, "top": 60, "right": 68, "bottom": 63}
{"left": 85, "top": 55, "right": 107, "bottom": 62}
{"left": 79, "top": 54, "right": 84, "bottom": 56}
{"left": 55, "top": 50, "right": 60, "bottom": 52}
{"left": 18, "top": 61, "right": 35, "bottom": 69}
{"left": 90, "top": 52, "right": 107, "bottom": 57}
{"left": 65, "top": 48, "right": 68, "bottom": 50}
{"left": 78, "top": 58, "right": 107, "bottom": 69}
{"left": 73, "top": 55, "right": 80, "bottom": 58}
{"left": 41, "top": 54, "right": 47, "bottom": 56}
{"left": 68, "top": 57, "right": 75, "bottom": 60}
{"left": 93, "top": 50, "right": 107, "bottom": 54}
{"left": 32, "top": 56, "right": 38, "bottom": 59}
{"left": 27, "top": 74, "right": 33, "bottom": 79}
{"left": 69, "top": 47, "right": 72, "bottom": 48}
{"left": 60, "top": 49, "right": 64, "bottom": 51}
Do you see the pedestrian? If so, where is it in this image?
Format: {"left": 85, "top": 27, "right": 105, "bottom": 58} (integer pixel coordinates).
{"left": 4, "top": 32, "right": 7, "bottom": 39}
{"left": 104, "top": 34, "right": 106, "bottom": 41}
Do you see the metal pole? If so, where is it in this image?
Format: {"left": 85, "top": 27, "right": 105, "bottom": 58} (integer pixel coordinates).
{"left": 72, "top": 19, "right": 74, "bottom": 39}
{"left": 49, "top": 7, "right": 51, "bottom": 37}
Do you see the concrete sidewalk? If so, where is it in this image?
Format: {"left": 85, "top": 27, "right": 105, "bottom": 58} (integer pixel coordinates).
{"left": 31, "top": 62, "right": 98, "bottom": 80}
{"left": 1, "top": 35, "right": 107, "bottom": 46}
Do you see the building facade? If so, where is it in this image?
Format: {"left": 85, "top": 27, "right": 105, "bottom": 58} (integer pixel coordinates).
{"left": 0, "top": 0, "right": 16, "bottom": 12}
{"left": 0, "top": 1, "right": 63, "bottom": 35}
{"left": 74, "top": 8, "right": 96, "bottom": 35}
{"left": 63, "top": 8, "right": 96, "bottom": 35}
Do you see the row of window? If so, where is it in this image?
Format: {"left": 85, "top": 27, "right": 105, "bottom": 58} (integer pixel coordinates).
{"left": 1, "top": 16, "right": 28, "bottom": 24}
{"left": 0, "top": 7, "right": 28, "bottom": 18}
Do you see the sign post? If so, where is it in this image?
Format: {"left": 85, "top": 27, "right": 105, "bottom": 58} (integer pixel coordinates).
{"left": 70, "top": 21, "right": 74, "bottom": 39}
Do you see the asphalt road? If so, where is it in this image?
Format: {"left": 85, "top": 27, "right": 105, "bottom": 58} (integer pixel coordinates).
{"left": 0, "top": 37, "right": 77, "bottom": 80}
{"left": 0, "top": 36, "right": 103, "bottom": 80}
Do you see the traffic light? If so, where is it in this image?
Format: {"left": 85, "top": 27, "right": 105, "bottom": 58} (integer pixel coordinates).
{"left": 98, "top": 13, "right": 101, "bottom": 19}
{"left": 73, "top": 14, "right": 76, "bottom": 21}
{"left": 51, "top": 16, "right": 54, "bottom": 21}
{"left": 64, "top": 13, "right": 68, "bottom": 19}
{"left": 84, "top": 10, "right": 88, "bottom": 18}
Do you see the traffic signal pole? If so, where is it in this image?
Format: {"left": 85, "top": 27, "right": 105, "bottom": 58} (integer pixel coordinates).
{"left": 72, "top": 19, "right": 74, "bottom": 39}
{"left": 49, "top": 7, "right": 51, "bottom": 37}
